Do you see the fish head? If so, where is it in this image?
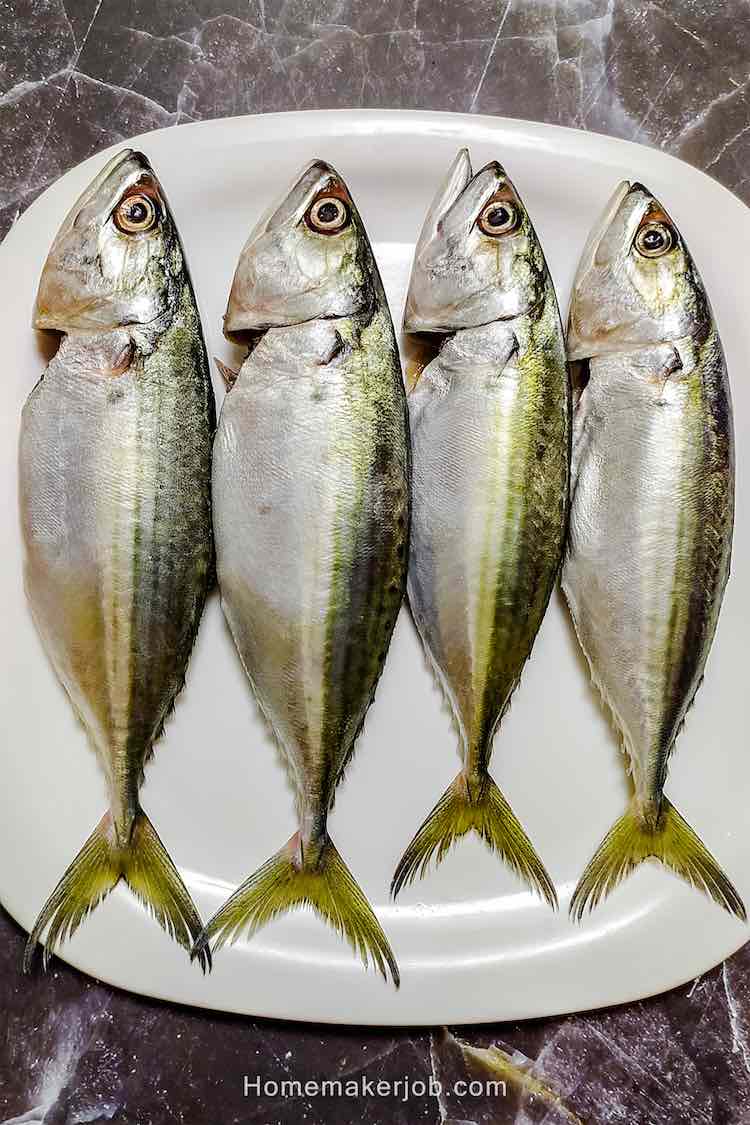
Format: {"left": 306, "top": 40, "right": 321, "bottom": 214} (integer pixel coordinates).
{"left": 34, "top": 150, "right": 183, "bottom": 334}
{"left": 567, "top": 181, "right": 710, "bottom": 361}
{"left": 404, "top": 149, "right": 547, "bottom": 333}
{"left": 224, "top": 160, "right": 373, "bottom": 337}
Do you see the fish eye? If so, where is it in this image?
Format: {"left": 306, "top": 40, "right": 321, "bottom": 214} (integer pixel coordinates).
{"left": 306, "top": 196, "right": 350, "bottom": 234}
{"left": 477, "top": 200, "right": 518, "bottom": 237}
{"left": 113, "top": 192, "right": 159, "bottom": 235}
{"left": 634, "top": 221, "right": 674, "bottom": 258}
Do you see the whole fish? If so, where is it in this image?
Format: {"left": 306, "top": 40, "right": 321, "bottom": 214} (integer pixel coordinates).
{"left": 392, "top": 150, "right": 569, "bottom": 904}
{"left": 564, "top": 181, "right": 744, "bottom": 920}
{"left": 20, "top": 150, "right": 215, "bottom": 969}
{"left": 198, "top": 161, "right": 409, "bottom": 984}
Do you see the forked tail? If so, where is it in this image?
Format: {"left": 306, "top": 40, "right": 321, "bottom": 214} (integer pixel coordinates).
{"left": 570, "top": 796, "right": 746, "bottom": 921}
{"left": 193, "top": 832, "right": 400, "bottom": 987}
{"left": 23, "top": 808, "right": 210, "bottom": 973}
{"left": 391, "top": 770, "right": 558, "bottom": 907}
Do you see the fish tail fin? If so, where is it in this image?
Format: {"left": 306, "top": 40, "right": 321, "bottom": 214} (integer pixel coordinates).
{"left": 194, "top": 832, "right": 400, "bottom": 987}
{"left": 24, "top": 808, "right": 210, "bottom": 974}
{"left": 391, "top": 771, "right": 558, "bottom": 908}
{"left": 570, "top": 796, "right": 746, "bottom": 921}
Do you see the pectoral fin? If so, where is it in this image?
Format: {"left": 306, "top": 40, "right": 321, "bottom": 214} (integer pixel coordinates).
{"left": 215, "top": 358, "right": 239, "bottom": 391}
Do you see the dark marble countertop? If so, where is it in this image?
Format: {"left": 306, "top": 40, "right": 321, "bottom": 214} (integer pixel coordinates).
{"left": 2, "top": 1, "right": 750, "bottom": 1122}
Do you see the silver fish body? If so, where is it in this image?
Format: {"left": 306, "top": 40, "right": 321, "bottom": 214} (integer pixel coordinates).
{"left": 564, "top": 181, "right": 743, "bottom": 919}
{"left": 564, "top": 340, "right": 732, "bottom": 805}
{"left": 22, "top": 308, "right": 214, "bottom": 829}
{"left": 214, "top": 312, "right": 408, "bottom": 842}
{"left": 393, "top": 150, "right": 569, "bottom": 903}
{"left": 20, "top": 150, "right": 215, "bottom": 968}
{"left": 409, "top": 308, "right": 569, "bottom": 769}
{"left": 201, "top": 160, "right": 408, "bottom": 983}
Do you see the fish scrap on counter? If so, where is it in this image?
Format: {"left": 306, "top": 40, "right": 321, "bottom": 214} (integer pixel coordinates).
{"left": 19, "top": 151, "right": 216, "bottom": 969}
{"left": 563, "top": 181, "right": 745, "bottom": 920}
{"left": 393, "top": 149, "right": 571, "bottom": 905}
{"left": 197, "top": 160, "right": 410, "bottom": 984}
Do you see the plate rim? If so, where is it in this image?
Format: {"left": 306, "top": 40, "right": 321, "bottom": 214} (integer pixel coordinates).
{"left": 2, "top": 107, "right": 749, "bottom": 1026}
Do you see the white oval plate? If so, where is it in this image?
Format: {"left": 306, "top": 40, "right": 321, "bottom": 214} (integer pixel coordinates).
{"left": 1, "top": 110, "right": 748, "bottom": 1026}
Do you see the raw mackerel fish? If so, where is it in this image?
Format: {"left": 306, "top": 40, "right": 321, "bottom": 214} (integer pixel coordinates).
{"left": 393, "top": 149, "right": 570, "bottom": 905}
{"left": 20, "top": 151, "right": 215, "bottom": 969}
{"left": 564, "top": 181, "right": 744, "bottom": 920}
{"left": 200, "top": 161, "right": 410, "bottom": 984}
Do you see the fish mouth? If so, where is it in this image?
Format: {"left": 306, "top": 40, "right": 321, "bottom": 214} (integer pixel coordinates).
{"left": 223, "top": 321, "right": 266, "bottom": 348}
{"left": 260, "top": 158, "right": 344, "bottom": 236}
{"left": 224, "top": 298, "right": 334, "bottom": 340}
{"left": 223, "top": 310, "right": 283, "bottom": 339}
{"left": 570, "top": 179, "right": 663, "bottom": 287}
{"left": 570, "top": 179, "right": 632, "bottom": 293}
{"left": 224, "top": 276, "right": 375, "bottom": 341}
{"left": 404, "top": 291, "right": 545, "bottom": 336}
{"left": 224, "top": 307, "right": 353, "bottom": 344}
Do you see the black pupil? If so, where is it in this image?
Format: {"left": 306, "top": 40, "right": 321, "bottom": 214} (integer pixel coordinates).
{"left": 486, "top": 205, "right": 511, "bottom": 228}
{"left": 127, "top": 200, "right": 148, "bottom": 223}
{"left": 643, "top": 228, "right": 666, "bottom": 250}
{"left": 317, "top": 201, "right": 340, "bottom": 224}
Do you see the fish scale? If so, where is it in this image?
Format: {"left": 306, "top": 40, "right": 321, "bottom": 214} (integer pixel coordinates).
{"left": 392, "top": 149, "right": 569, "bottom": 905}
{"left": 199, "top": 161, "right": 409, "bottom": 984}
{"left": 20, "top": 150, "right": 215, "bottom": 971}
{"left": 564, "top": 181, "right": 743, "bottom": 921}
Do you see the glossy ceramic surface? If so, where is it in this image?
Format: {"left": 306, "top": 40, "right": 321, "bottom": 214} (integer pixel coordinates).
{"left": 1, "top": 110, "right": 747, "bottom": 1025}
